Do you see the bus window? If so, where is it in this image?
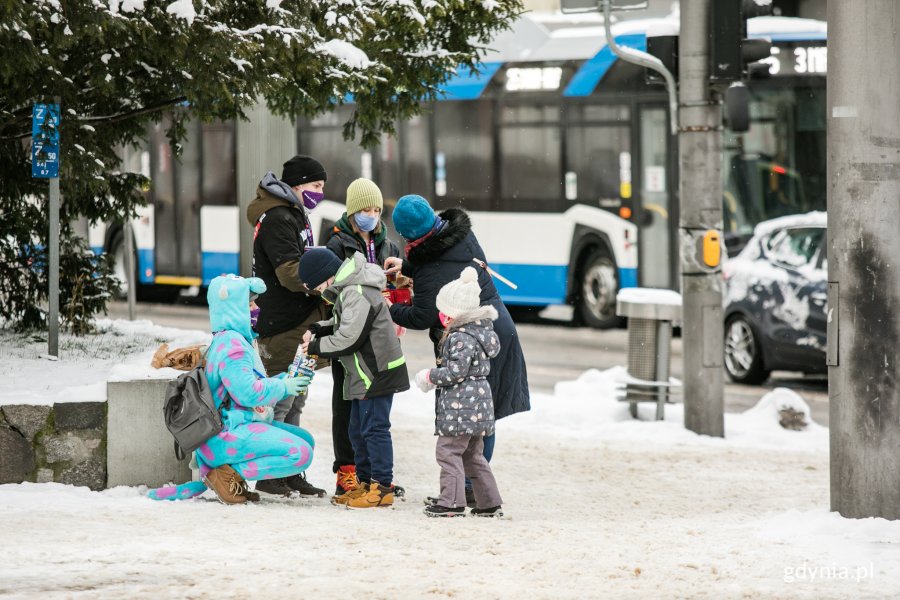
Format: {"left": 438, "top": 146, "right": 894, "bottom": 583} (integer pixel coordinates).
{"left": 565, "top": 119, "right": 630, "bottom": 210}
{"left": 201, "top": 123, "right": 236, "bottom": 206}
{"left": 433, "top": 100, "right": 494, "bottom": 211}
{"left": 403, "top": 114, "right": 431, "bottom": 201}
{"left": 498, "top": 103, "right": 562, "bottom": 211}
{"left": 298, "top": 105, "right": 365, "bottom": 202}
{"left": 723, "top": 85, "right": 825, "bottom": 242}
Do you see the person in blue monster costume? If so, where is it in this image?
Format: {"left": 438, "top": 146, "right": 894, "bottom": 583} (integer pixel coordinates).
{"left": 148, "top": 274, "right": 315, "bottom": 504}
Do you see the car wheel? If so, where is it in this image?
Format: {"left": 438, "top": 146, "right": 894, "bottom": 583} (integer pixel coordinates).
{"left": 724, "top": 315, "right": 770, "bottom": 384}
{"left": 575, "top": 247, "right": 622, "bottom": 329}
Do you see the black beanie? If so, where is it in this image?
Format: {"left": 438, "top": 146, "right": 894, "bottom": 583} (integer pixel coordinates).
{"left": 298, "top": 248, "right": 343, "bottom": 290}
{"left": 281, "top": 155, "right": 327, "bottom": 187}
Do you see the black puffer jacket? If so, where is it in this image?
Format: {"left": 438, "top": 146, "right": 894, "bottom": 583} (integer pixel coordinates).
{"left": 389, "top": 208, "right": 530, "bottom": 420}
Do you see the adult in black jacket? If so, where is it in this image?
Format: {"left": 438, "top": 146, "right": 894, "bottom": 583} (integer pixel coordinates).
{"left": 245, "top": 155, "right": 329, "bottom": 498}
{"left": 321, "top": 178, "right": 402, "bottom": 498}
{"left": 386, "top": 195, "right": 530, "bottom": 477}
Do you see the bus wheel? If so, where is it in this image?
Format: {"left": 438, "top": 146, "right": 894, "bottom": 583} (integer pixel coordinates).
{"left": 576, "top": 247, "right": 620, "bottom": 329}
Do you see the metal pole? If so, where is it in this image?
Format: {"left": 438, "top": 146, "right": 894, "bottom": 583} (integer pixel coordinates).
{"left": 48, "top": 176, "right": 60, "bottom": 357}
{"left": 602, "top": 0, "right": 678, "bottom": 135}
{"left": 123, "top": 219, "right": 137, "bottom": 320}
{"left": 828, "top": 0, "right": 900, "bottom": 520}
{"left": 679, "top": 0, "right": 723, "bottom": 437}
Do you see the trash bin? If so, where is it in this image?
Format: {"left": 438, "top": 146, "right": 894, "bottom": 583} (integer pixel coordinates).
{"left": 615, "top": 288, "right": 682, "bottom": 420}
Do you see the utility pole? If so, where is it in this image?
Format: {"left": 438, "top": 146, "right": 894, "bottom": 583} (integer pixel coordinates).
{"left": 679, "top": 0, "right": 724, "bottom": 437}
{"left": 828, "top": 0, "right": 900, "bottom": 520}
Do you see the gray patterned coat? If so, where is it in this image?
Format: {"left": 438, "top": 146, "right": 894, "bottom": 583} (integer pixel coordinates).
{"left": 428, "top": 305, "right": 501, "bottom": 436}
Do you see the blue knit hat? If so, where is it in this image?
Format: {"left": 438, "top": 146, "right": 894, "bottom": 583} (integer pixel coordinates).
{"left": 392, "top": 194, "right": 437, "bottom": 241}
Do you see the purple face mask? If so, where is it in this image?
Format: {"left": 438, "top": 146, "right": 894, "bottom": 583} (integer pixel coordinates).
{"left": 250, "top": 306, "right": 260, "bottom": 329}
{"left": 301, "top": 190, "right": 324, "bottom": 210}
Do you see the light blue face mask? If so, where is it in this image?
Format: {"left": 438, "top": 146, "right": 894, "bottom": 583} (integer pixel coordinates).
{"left": 354, "top": 212, "right": 379, "bottom": 232}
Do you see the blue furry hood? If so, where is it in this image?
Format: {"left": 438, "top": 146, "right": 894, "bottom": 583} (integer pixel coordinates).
{"left": 207, "top": 275, "right": 267, "bottom": 341}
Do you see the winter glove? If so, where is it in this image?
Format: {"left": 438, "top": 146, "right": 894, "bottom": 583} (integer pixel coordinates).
{"left": 283, "top": 375, "right": 312, "bottom": 397}
{"left": 415, "top": 369, "right": 435, "bottom": 393}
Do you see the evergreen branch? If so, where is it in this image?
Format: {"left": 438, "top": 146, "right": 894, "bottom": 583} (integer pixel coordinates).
{"left": 77, "top": 96, "right": 188, "bottom": 124}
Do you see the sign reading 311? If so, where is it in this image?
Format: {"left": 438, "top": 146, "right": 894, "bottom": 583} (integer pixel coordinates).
{"left": 32, "top": 103, "right": 61, "bottom": 178}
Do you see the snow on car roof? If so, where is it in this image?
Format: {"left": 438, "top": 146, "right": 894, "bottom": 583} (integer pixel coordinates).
{"left": 752, "top": 211, "right": 827, "bottom": 239}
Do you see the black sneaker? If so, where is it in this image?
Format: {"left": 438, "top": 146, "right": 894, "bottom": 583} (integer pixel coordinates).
{"left": 286, "top": 473, "right": 326, "bottom": 497}
{"left": 254, "top": 477, "right": 294, "bottom": 497}
{"left": 470, "top": 506, "right": 503, "bottom": 518}
{"left": 424, "top": 504, "right": 466, "bottom": 518}
{"left": 424, "top": 490, "right": 473, "bottom": 507}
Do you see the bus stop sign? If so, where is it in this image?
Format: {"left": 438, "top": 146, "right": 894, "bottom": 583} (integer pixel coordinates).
{"left": 32, "top": 103, "right": 60, "bottom": 178}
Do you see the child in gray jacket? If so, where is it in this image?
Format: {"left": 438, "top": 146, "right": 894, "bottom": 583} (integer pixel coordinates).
{"left": 300, "top": 249, "right": 410, "bottom": 510}
{"left": 415, "top": 267, "right": 503, "bottom": 518}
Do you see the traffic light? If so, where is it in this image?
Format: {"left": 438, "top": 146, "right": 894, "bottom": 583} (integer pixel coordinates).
{"left": 645, "top": 33, "right": 678, "bottom": 86}
{"left": 709, "top": 0, "right": 774, "bottom": 85}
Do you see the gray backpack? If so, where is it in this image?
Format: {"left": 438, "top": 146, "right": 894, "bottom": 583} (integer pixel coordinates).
{"left": 163, "top": 350, "right": 227, "bottom": 460}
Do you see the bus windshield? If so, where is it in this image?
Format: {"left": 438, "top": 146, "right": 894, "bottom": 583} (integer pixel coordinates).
{"left": 722, "top": 85, "right": 826, "bottom": 252}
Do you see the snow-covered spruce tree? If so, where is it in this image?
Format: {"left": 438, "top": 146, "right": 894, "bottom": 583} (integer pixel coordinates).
{"left": 0, "top": 0, "right": 520, "bottom": 332}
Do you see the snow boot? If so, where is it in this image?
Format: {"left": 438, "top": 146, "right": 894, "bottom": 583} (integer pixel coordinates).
{"left": 424, "top": 504, "right": 465, "bottom": 518}
{"left": 334, "top": 465, "right": 360, "bottom": 497}
{"left": 238, "top": 479, "right": 260, "bottom": 503}
{"left": 470, "top": 506, "right": 503, "bottom": 518}
{"left": 392, "top": 483, "right": 406, "bottom": 499}
{"left": 203, "top": 465, "right": 248, "bottom": 505}
{"left": 333, "top": 481, "right": 368, "bottom": 506}
{"left": 286, "top": 472, "right": 326, "bottom": 497}
{"left": 424, "top": 488, "right": 473, "bottom": 507}
{"left": 346, "top": 481, "right": 394, "bottom": 509}
{"left": 255, "top": 477, "right": 295, "bottom": 497}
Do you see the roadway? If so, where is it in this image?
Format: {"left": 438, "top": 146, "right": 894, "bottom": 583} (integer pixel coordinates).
{"left": 108, "top": 301, "right": 829, "bottom": 425}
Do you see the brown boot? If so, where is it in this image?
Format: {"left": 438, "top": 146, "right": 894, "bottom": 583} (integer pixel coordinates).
{"left": 333, "top": 481, "right": 368, "bottom": 506}
{"left": 346, "top": 481, "right": 394, "bottom": 509}
{"left": 203, "top": 465, "right": 248, "bottom": 505}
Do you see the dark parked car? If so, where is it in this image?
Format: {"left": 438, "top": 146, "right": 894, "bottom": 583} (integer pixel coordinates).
{"left": 722, "top": 212, "right": 827, "bottom": 384}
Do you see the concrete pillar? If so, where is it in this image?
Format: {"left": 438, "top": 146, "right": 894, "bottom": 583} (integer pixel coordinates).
{"left": 828, "top": 0, "right": 900, "bottom": 519}
{"left": 107, "top": 379, "right": 191, "bottom": 488}
{"left": 679, "top": 0, "right": 724, "bottom": 437}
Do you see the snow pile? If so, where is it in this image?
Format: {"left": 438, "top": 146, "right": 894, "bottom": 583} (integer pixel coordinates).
{"left": 319, "top": 39, "right": 371, "bottom": 69}
{"left": 0, "top": 319, "right": 208, "bottom": 406}
{"left": 616, "top": 286, "right": 682, "bottom": 306}
{"left": 498, "top": 367, "right": 827, "bottom": 453}
{"left": 165, "top": 0, "right": 196, "bottom": 25}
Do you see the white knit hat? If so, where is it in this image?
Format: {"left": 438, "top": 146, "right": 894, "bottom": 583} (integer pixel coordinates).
{"left": 436, "top": 267, "right": 481, "bottom": 319}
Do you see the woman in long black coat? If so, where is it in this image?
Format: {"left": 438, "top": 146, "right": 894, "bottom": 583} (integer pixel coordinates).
{"left": 386, "top": 195, "right": 530, "bottom": 466}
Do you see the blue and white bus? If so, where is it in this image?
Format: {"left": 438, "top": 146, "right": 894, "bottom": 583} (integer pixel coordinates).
{"left": 91, "top": 11, "right": 826, "bottom": 326}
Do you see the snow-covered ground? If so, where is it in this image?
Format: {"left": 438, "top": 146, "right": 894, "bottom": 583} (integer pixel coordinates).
{"left": 2, "top": 321, "right": 899, "bottom": 599}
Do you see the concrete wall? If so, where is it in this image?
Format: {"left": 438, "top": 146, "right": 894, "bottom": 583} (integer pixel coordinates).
{"left": 1, "top": 379, "right": 193, "bottom": 491}
{"left": 0, "top": 402, "right": 107, "bottom": 490}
